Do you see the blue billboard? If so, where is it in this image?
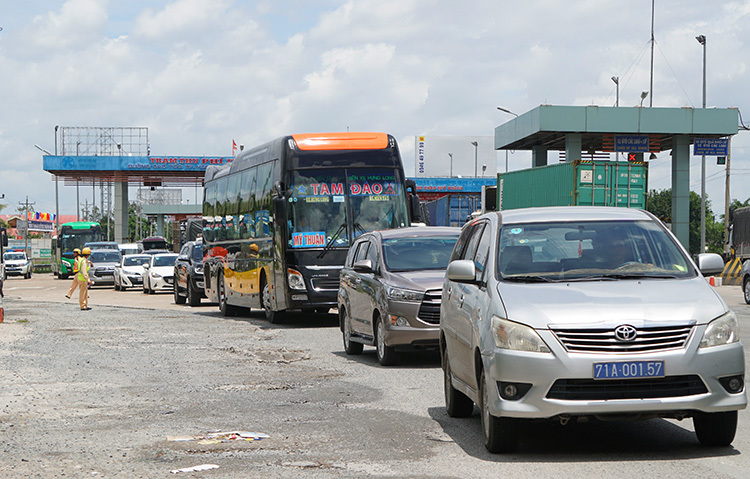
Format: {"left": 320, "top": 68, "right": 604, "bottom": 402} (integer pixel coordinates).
{"left": 42, "top": 155, "right": 234, "bottom": 172}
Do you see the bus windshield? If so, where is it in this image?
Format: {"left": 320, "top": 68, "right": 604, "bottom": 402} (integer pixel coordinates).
{"left": 61, "top": 231, "right": 101, "bottom": 251}
{"left": 287, "top": 167, "right": 409, "bottom": 248}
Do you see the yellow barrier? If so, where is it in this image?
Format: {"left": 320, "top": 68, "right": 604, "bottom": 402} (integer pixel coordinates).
{"left": 720, "top": 258, "right": 743, "bottom": 286}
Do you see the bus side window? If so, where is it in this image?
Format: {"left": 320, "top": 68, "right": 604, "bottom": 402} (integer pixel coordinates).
{"left": 240, "top": 168, "right": 257, "bottom": 239}
{"left": 255, "top": 162, "right": 274, "bottom": 237}
{"left": 226, "top": 174, "right": 240, "bottom": 240}
{"left": 215, "top": 176, "right": 228, "bottom": 241}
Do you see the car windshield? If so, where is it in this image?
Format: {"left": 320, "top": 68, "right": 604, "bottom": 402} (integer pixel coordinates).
{"left": 124, "top": 255, "right": 150, "bottom": 266}
{"left": 496, "top": 219, "right": 694, "bottom": 281}
{"left": 191, "top": 244, "right": 203, "bottom": 262}
{"left": 87, "top": 243, "right": 118, "bottom": 250}
{"left": 153, "top": 255, "right": 177, "bottom": 267}
{"left": 382, "top": 235, "right": 459, "bottom": 272}
{"left": 90, "top": 252, "right": 121, "bottom": 263}
{"left": 4, "top": 253, "right": 26, "bottom": 261}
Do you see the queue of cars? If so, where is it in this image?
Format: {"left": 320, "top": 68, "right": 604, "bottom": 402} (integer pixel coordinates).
{"left": 64, "top": 206, "right": 747, "bottom": 454}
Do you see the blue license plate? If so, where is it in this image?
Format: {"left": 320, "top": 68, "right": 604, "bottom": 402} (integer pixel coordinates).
{"left": 593, "top": 360, "right": 664, "bottom": 380}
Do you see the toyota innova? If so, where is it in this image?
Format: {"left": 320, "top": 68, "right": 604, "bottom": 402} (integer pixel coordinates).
{"left": 440, "top": 207, "right": 746, "bottom": 453}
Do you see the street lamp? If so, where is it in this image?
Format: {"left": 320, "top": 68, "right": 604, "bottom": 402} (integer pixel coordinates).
{"left": 470, "top": 141, "right": 478, "bottom": 178}
{"left": 448, "top": 152, "right": 453, "bottom": 177}
{"left": 497, "top": 106, "right": 519, "bottom": 172}
{"left": 611, "top": 76, "right": 619, "bottom": 107}
{"left": 639, "top": 91, "right": 649, "bottom": 107}
{"left": 697, "top": 34, "right": 707, "bottom": 253}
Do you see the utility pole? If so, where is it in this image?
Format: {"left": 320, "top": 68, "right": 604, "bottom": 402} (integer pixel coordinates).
{"left": 18, "top": 196, "right": 35, "bottom": 257}
{"left": 724, "top": 137, "right": 732, "bottom": 255}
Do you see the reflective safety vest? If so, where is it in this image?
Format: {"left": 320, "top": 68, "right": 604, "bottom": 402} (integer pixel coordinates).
{"left": 73, "top": 256, "right": 80, "bottom": 274}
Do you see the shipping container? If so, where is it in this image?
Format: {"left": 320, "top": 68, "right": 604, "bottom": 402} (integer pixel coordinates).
{"left": 497, "top": 160, "right": 647, "bottom": 211}
{"left": 424, "top": 194, "right": 480, "bottom": 227}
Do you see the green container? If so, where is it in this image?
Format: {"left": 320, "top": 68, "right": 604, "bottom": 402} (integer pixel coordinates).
{"left": 497, "top": 160, "right": 648, "bottom": 210}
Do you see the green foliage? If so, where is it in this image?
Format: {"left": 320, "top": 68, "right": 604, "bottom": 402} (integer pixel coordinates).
{"left": 645, "top": 188, "right": 724, "bottom": 256}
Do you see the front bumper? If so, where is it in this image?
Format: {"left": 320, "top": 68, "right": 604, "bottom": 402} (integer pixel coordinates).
{"left": 119, "top": 273, "right": 143, "bottom": 287}
{"left": 149, "top": 275, "right": 174, "bottom": 291}
{"left": 5, "top": 265, "right": 31, "bottom": 276}
{"left": 484, "top": 329, "right": 747, "bottom": 419}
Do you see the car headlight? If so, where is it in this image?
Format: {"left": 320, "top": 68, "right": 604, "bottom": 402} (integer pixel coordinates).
{"left": 152, "top": 272, "right": 162, "bottom": 278}
{"left": 491, "top": 316, "right": 551, "bottom": 353}
{"left": 700, "top": 311, "right": 740, "bottom": 348}
{"left": 386, "top": 286, "right": 423, "bottom": 302}
{"left": 193, "top": 266, "right": 203, "bottom": 276}
{"left": 287, "top": 268, "right": 306, "bottom": 290}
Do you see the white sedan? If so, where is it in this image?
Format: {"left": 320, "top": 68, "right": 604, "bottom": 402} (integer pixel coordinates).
{"left": 114, "top": 254, "right": 151, "bottom": 290}
{"left": 142, "top": 253, "right": 178, "bottom": 294}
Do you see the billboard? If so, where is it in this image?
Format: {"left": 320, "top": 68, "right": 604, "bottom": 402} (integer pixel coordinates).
{"left": 414, "top": 135, "right": 498, "bottom": 178}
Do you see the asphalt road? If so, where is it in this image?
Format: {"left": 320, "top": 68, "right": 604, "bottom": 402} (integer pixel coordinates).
{"left": 1, "top": 274, "right": 749, "bottom": 478}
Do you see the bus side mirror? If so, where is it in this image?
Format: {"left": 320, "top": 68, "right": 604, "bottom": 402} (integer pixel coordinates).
{"left": 404, "top": 179, "right": 422, "bottom": 224}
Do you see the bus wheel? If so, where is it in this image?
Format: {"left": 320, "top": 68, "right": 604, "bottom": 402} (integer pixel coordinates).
{"left": 218, "top": 271, "right": 236, "bottom": 317}
{"left": 261, "top": 280, "right": 284, "bottom": 324}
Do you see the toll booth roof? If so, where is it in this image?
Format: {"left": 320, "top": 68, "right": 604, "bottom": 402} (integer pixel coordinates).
{"left": 494, "top": 105, "right": 739, "bottom": 153}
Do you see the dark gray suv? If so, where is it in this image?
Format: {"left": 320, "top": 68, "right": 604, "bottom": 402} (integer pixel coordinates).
{"left": 338, "top": 226, "right": 460, "bottom": 365}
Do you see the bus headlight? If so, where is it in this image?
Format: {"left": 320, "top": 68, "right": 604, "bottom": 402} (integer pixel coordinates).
{"left": 287, "top": 268, "right": 306, "bottom": 290}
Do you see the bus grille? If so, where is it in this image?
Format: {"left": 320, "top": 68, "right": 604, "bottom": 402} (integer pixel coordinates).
{"left": 551, "top": 323, "right": 694, "bottom": 353}
{"left": 311, "top": 278, "right": 340, "bottom": 291}
{"left": 417, "top": 289, "right": 442, "bottom": 325}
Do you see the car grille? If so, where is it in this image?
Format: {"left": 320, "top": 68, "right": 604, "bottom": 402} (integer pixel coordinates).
{"left": 165, "top": 277, "right": 174, "bottom": 285}
{"left": 546, "top": 375, "right": 708, "bottom": 400}
{"left": 417, "top": 289, "right": 442, "bottom": 325}
{"left": 551, "top": 323, "right": 694, "bottom": 353}
{"left": 311, "top": 278, "right": 340, "bottom": 291}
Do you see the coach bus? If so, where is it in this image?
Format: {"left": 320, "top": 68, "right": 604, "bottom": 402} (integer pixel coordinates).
{"left": 202, "top": 132, "right": 420, "bottom": 322}
{"left": 53, "top": 221, "right": 103, "bottom": 279}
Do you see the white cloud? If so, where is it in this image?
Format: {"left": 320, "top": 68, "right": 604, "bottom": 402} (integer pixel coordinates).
{"left": 1, "top": 0, "right": 750, "bottom": 218}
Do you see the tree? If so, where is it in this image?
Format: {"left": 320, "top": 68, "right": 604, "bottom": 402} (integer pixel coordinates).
{"left": 645, "top": 188, "right": 723, "bottom": 256}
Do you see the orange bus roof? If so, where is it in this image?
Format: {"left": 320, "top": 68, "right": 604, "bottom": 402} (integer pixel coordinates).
{"left": 291, "top": 132, "right": 389, "bottom": 151}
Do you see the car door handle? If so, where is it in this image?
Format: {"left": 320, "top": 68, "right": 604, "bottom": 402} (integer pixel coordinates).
{"left": 458, "top": 295, "right": 465, "bottom": 307}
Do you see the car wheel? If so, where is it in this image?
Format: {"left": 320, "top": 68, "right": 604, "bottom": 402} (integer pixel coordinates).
{"left": 693, "top": 410, "right": 738, "bottom": 447}
{"left": 187, "top": 279, "right": 200, "bottom": 306}
{"left": 218, "top": 271, "right": 236, "bottom": 317}
{"left": 262, "top": 280, "right": 284, "bottom": 323}
{"left": 114, "top": 281, "right": 120, "bottom": 291}
{"left": 143, "top": 279, "right": 149, "bottom": 294}
{"left": 174, "top": 281, "right": 186, "bottom": 304}
{"left": 342, "top": 308, "right": 363, "bottom": 355}
{"left": 375, "top": 316, "right": 397, "bottom": 366}
{"left": 480, "top": 369, "right": 518, "bottom": 453}
{"left": 25, "top": 271, "right": 31, "bottom": 279}
{"left": 744, "top": 278, "right": 750, "bottom": 305}
{"left": 444, "top": 350, "right": 474, "bottom": 417}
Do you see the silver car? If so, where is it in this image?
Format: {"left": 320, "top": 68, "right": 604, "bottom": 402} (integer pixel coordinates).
{"left": 338, "top": 226, "right": 460, "bottom": 365}
{"left": 88, "top": 249, "right": 122, "bottom": 287}
{"left": 441, "top": 206, "right": 746, "bottom": 453}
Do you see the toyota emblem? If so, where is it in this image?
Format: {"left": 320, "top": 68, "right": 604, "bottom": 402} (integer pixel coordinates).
{"left": 614, "top": 325, "right": 637, "bottom": 342}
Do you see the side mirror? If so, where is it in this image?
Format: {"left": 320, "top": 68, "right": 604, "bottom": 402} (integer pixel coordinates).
{"left": 143, "top": 263, "right": 150, "bottom": 269}
{"left": 353, "top": 259, "right": 373, "bottom": 274}
{"left": 446, "top": 260, "right": 477, "bottom": 283}
{"left": 696, "top": 253, "right": 725, "bottom": 276}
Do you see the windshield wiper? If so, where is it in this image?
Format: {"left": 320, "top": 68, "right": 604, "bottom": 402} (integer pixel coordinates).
{"left": 564, "top": 273, "right": 680, "bottom": 282}
{"left": 353, "top": 222, "right": 366, "bottom": 235}
{"left": 502, "top": 275, "right": 558, "bottom": 283}
{"left": 318, "top": 223, "right": 347, "bottom": 259}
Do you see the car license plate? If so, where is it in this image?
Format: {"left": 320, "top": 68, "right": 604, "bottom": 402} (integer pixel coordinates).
{"left": 593, "top": 361, "right": 664, "bottom": 380}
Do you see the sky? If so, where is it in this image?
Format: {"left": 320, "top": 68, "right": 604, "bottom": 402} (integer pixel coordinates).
{"left": 1, "top": 0, "right": 749, "bottom": 219}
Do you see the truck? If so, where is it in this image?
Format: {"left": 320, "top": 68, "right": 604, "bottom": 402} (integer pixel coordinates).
{"left": 424, "top": 194, "right": 481, "bottom": 227}
{"left": 729, "top": 206, "right": 750, "bottom": 261}
{"left": 497, "top": 160, "right": 648, "bottom": 211}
